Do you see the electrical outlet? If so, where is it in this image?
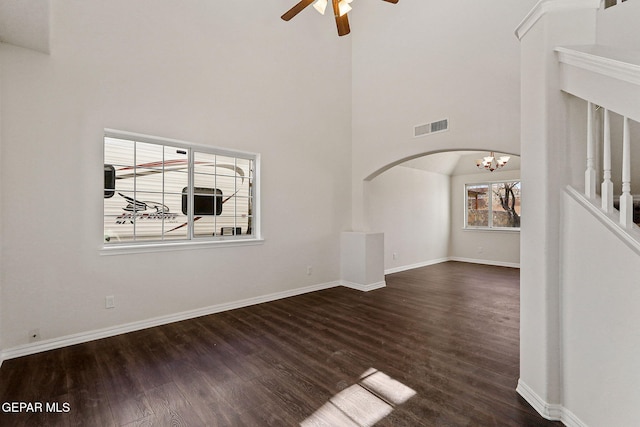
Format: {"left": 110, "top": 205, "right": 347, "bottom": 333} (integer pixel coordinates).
{"left": 28, "top": 329, "right": 40, "bottom": 342}
{"left": 306, "top": 266, "right": 312, "bottom": 276}
{"left": 392, "top": 252, "right": 398, "bottom": 260}
{"left": 105, "top": 295, "right": 115, "bottom": 309}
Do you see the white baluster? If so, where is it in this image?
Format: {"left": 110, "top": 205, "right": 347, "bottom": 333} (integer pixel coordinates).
{"left": 620, "top": 116, "right": 633, "bottom": 228}
{"left": 602, "top": 109, "right": 613, "bottom": 213}
{"left": 585, "top": 102, "right": 596, "bottom": 199}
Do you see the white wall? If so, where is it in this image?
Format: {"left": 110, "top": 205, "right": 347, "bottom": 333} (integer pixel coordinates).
{"left": 517, "top": 1, "right": 640, "bottom": 423}
{"left": 561, "top": 191, "right": 640, "bottom": 426}
{"left": 350, "top": 0, "right": 537, "bottom": 229}
{"left": 449, "top": 168, "right": 520, "bottom": 267}
{"left": 0, "top": 49, "right": 3, "bottom": 354}
{"left": 0, "top": 1, "right": 352, "bottom": 350}
{"left": 557, "top": 3, "right": 640, "bottom": 424}
{"left": 366, "top": 166, "right": 450, "bottom": 272}
{"left": 597, "top": 0, "right": 640, "bottom": 50}
{"left": 517, "top": 2, "right": 599, "bottom": 412}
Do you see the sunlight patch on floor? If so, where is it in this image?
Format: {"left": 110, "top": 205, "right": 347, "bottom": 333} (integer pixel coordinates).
{"left": 300, "top": 368, "right": 416, "bottom": 427}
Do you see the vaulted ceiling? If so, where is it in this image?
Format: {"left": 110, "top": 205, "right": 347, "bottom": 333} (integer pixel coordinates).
{"left": 0, "top": 0, "right": 50, "bottom": 53}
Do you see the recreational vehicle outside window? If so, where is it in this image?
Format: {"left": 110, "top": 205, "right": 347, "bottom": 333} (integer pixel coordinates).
{"left": 465, "top": 181, "right": 521, "bottom": 230}
{"left": 103, "top": 131, "right": 259, "bottom": 250}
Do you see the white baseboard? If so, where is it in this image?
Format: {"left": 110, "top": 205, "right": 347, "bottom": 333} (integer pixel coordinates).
{"left": 0, "top": 280, "right": 341, "bottom": 363}
{"left": 384, "top": 257, "right": 519, "bottom": 275}
{"left": 517, "top": 379, "right": 588, "bottom": 427}
{"left": 384, "top": 257, "right": 450, "bottom": 275}
{"left": 448, "top": 256, "right": 520, "bottom": 269}
{"left": 516, "top": 379, "right": 562, "bottom": 421}
{"left": 340, "top": 280, "right": 386, "bottom": 292}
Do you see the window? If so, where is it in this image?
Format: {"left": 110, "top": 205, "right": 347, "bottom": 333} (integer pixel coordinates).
{"left": 465, "top": 181, "right": 520, "bottom": 230}
{"left": 103, "top": 130, "right": 259, "bottom": 247}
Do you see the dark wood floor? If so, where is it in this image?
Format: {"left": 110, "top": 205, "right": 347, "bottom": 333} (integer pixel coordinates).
{"left": 0, "top": 261, "right": 560, "bottom": 426}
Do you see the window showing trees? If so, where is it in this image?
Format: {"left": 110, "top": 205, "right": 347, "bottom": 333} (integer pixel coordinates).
{"left": 465, "top": 181, "right": 520, "bottom": 229}
{"left": 103, "top": 131, "right": 258, "bottom": 245}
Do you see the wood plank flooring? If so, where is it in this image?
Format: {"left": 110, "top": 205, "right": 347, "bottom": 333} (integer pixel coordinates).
{"left": 0, "top": 261, "right": 561, "bottom": 426}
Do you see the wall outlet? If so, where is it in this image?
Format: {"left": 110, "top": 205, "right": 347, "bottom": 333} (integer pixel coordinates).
{"left": 28, "top": 329, "right": 40, "bottom": 342}
{"left": 306, "top": 266, "right": 312, "bottom": 276}
{"left": 105, "top": 295, "right": 115, "bottom": 309}
{"left": 392, "top": 252, "right": 398, "bottom": 260}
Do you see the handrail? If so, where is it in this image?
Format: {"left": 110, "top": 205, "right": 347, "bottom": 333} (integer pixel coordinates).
{"left": 555, "top": 45, "right": 640, "bottom": 86}
{"left": 556, "top": 44, "right": 640, "bottom": 123}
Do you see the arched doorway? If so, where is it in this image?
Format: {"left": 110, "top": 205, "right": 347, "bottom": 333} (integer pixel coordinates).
{"left": 363, "top": 150, "right": 521, "bottom": 274}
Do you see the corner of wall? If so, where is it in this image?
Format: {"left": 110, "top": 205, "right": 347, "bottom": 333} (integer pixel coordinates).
{"left": 517, "top": 379, "right": 589, "bottom": 427}
{"left": 517, "top": 0, "right": 598, "bottom": 420}
{"left": 0, "top": 48, "right": 4, "bottom": 364}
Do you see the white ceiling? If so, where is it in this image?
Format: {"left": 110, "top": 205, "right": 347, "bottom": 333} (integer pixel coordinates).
{"left": 402, "top": 152, "right": 466, "bottom": 176}
{"left": 401, "top": 151, "right": 520, "bottom": 176}
{"left": 0, "top": 0, "right": 50, "bottom": 53}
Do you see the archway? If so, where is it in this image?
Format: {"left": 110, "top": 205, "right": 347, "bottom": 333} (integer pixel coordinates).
{"left": 363, "top": 150, "right": 521, "bottom": 274}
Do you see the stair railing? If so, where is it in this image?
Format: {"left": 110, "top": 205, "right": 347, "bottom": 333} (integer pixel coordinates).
{"left": 585, "top": 102, "right": 637, "bottom": 228}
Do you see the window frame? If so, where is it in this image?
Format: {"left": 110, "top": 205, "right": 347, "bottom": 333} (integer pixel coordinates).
{"left": 101, "top": 129, "right": 262, "bottom": 255}
{"left": 463, "top": 180, "right": 521, "bottom": 232}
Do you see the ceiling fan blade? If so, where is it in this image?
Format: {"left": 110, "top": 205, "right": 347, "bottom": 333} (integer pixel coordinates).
{"left": 281, "top": 0, "right": 315, "bottom": 21}
{"left": 332, "top": 0, "right": 351, "bottom": 36}
{"left": 382, "top": 0, "right": 399, "bottom": 3}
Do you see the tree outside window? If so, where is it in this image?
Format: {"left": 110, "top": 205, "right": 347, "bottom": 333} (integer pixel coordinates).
{"left": 465, "top": 181, "right": 520, "bottom": 229}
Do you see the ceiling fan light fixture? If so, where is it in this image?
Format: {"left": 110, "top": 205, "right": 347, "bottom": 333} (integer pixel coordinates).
{"left": 313, "top": 0, "right": 328, "bottom": 15}
{"left": 338, "top": 0, "right": 352, "bottom": 16}
{"left": 281, "top": 0, "right": 397, "bottom": 37}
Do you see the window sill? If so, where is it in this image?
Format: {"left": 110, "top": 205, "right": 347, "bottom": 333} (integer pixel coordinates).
{"left": 463, "top": 227, "right": 520, "bottom": 233}
{"left": 100, "top": 237, "right": 265, "bottom": 256}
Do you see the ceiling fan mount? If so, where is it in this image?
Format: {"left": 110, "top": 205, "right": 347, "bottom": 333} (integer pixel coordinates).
{"left": 281, "top": 0, "right": 399, "bottom": 37}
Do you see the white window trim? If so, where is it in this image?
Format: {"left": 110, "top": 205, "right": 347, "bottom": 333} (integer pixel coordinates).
{"left": 102, "top": 129, "right": 262, "bottom": 253}
{"left": 463, "top": 180, "right": 521, "bottom": 231}
{"left": 100, "top": 237, "right": 265, "bottom": 256}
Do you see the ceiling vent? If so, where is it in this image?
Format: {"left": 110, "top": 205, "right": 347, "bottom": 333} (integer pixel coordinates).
{"left": 414, "top": 118, "right": 449, "bottom": 138}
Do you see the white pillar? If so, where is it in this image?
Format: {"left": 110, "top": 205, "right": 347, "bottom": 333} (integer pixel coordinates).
{"left": 516, "top": 0, "right": 597, "bottom": 417}
{"left": 585, "top": 102, "right": 597, "bottom": 199}
{"left": 602, "top": 109, "right": 614, "bottom": 213}
{"left": 340, "top": 232, "right": 386, "bottom": 291}
{"left": 620, "top": 117, "right": 633, "bottom": 228}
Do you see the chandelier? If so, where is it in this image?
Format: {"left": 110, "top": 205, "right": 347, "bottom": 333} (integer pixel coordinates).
{"left": 476, "top": 152, "right": 510, "bottom": 172}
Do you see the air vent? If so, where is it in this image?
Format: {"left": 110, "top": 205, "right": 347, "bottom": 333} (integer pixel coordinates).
{"left": 414, "top": 118, "right": 449, "bottom": 138}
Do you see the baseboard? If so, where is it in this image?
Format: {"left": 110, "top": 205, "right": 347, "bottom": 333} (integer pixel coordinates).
{"left": 385, "top": 257, "right": 519, "bottom": 275}
{"left": 340, "top": 280, "right": 386, "bottom": 292}
{"left": 384, "top": 257, "right": 450, "bottom": 275}
{"left": 448, "top": 256, "right": 520, "bottom": 269}
{"left": 0, "top": 280, "right": 341, "bottom": 362}
{"left": 516, "top": 379, "right": 562, "bottom": 421}
{"left": 516, "top": 379, "right": 588, "bottom": 427}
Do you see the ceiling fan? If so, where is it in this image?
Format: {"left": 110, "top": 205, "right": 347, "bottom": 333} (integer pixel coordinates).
{"left": 281, "top": 0, "right": 399, "bottom": 37}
